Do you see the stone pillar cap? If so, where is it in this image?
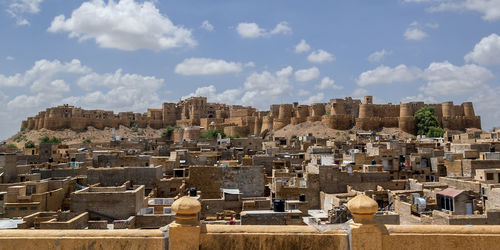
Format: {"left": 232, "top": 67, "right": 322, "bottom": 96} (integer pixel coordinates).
{"left": 171, "top": 196, "right": 201, "bottom": 215}
{"left": 347, "top": 193, "right": 378, "bottom": 215}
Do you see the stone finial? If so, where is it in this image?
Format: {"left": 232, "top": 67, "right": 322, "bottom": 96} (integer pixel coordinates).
{"left": 347, "top": 193, "right": 378, "bottom": 223}
{"left": 171, "top": 196, "right": 201, "bottom": 225}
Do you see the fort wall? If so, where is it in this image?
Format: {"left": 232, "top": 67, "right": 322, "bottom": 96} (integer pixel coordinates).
{"left": 20, "top": 96, "right": 481, "bottom": 136}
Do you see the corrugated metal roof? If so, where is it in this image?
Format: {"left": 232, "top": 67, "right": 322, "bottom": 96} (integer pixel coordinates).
{"left": 437, "top": 188, "right": 464, "bottom": 198}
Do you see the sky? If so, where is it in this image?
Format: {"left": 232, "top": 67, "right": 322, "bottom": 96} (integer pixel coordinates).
{"left": 1, "top": 0, "right": 500, "bottom": 140}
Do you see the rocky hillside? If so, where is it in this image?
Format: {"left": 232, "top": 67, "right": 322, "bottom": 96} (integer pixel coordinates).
{"left": 274, "top": 121, "right": 414, "bottom": 139}
{"left": 5, "top": 125, "right": 164, "bottom": 148}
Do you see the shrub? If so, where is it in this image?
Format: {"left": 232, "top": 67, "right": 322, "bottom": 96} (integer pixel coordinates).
{"left": 24, "top": 140, "right": 36, "bottom": 148}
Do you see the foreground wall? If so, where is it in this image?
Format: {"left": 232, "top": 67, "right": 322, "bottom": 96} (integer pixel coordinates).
{"left": 0, "top": 230, "right": 164, "bottom": 250}
{"left": 4, "top": 194, "right": 500, "bottom": 250}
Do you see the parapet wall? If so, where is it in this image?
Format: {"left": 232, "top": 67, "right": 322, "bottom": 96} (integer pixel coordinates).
{"left": 3, "top": 219, "right": 500, "bottom": 250}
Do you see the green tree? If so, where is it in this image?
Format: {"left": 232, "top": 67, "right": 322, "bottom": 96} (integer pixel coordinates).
{"left": 24, "top": 140, "right": 36, "bottom": 148}
{"left": 7, "top": 144, "right": 18, "bottom": 150}
{"left": 199, "top": 129, "right": 226, "bottom": 139}
{"left": 40, "top": 136, "right": 62, "bottom": 144}
{"left": 414, "top": 106, "right": 445, "bottom": 137}
{"left": 162, "top": 125, "right": 180, "bottom": 138}
{"left": 83, "top": 138, "right": 92, "bottom": 143}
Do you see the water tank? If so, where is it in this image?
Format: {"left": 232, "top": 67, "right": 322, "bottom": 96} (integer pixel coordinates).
{"left": 189, "top": 188, "right": 197, "bottom": 197}
{"left": 273, "top": 199, "right": 285, "bottom": 212}
{"left": 371, "top": 159, "right": 376, "bottom": 165}
{"left": 491, "top": 146, "right": 495, "bottom": 153}
{"left": 299, "top": 194, "right": 306, "bottom": 202}
{"left": 297, "top": 172, "right": 303, "bottom": 178}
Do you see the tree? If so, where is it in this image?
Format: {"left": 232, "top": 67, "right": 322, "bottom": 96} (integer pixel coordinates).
{"left": 83, "top": 138, "right": 92, "bottom": 143}
{"left": 199, "top": 129, "right": 226, "bottom": 139}
{"left": 129, "top": 120, "right": 139, "bottom": 132}
{"left": 162, "top": 125, "right": 180, "bottom": 138}
{"left": 414, "top": 106, "right": 445, "bottom": 138}
{"left": 24, "top": 140, "right": 36, "bottom": 148}
{"left": 40, "top": 136, "right": 62, "bottom": 144}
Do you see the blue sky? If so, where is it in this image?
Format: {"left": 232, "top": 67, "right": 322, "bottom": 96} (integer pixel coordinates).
{"left": 1, "top": 0, "right": 500, "bottom": 140}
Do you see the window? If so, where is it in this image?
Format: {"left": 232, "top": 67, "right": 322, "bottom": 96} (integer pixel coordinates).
{"left": 170, "top": 188, "right": 177, "bottom": 192}
{"left": 8, "top": 207, "right": 15, "bottom": 210}
{"left": 31, "top": 206, "right": 37, "bottom": 210}
{"left": 19, "top": 207, "right": 28, "bottom": 211}
{"left": 487, "top": 173, "right": 494, "bottom": 180}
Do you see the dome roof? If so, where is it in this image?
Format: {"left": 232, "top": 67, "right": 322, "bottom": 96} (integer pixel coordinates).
{"left": 347, "top": 193, "right": 378, "bottom": 215}
{"left": 171, "top": 196, "right": 201, "bottom": 215}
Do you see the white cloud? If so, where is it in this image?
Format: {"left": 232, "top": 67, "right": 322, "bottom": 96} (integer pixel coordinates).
{"left": 6, "top": 0, "right": 42, "bottom": 25}
{"left": 401, "top": 94, "right": 437, "bottom": 103}
{"left": 5, "top": 56, "right": 14, "bottom": 61}
{"left": 295, "top": 67, "right": 320, "bottom": 82}
{"left": 241, "top": 66, "right": 293, "bottom": 108}
{"left": 357, "top": 64, "right": 422, "bottom": 86}
{"left": 404, "top": 27, "right": 428, "bottom": 40}
{"left": 295, "top": 39, "right": 311, "bottom": 53}
{"left": 48, "top": 0, "right": 196, "bottom": 51}
{"left": 181, "top": 66, "right": 294, "bottom": 110}
{"left": 465, "top": 33, "right": 500, "bottom": 65}
{"left": 302, "top": 93, "right": 325, "bottom": 105}
{"left": 307, "top": 49, "right": 335, "bottom": 63}
{"left": 236, "top": 23, "right": 265, "bottom": 38}
{"left": 236, "top": 21, "right": 292, "bottom": 39}
{"left": 421, "top": 61, "right": 493, "bottom": 96}
{"left": 63, "top": 68, "right": 165, "bottom": 112}
{"left": 182, "top": 85, "right": 242, "bottom": 104}
{"left": 200, "top": 20, "right": 214, "bottom": 31}
{"left": 367, "top": 49, "right": 391, "bottom": 62}
{"left": 316, "top": 77, "right": 342, "bottom": 90}
{"left": 31, "top": 79, "right": 70, "bottom": 95}
{"left": 0, "top": 58, "right": 169, "bottom": 140}
{"left": 174, "top": 58, "right": 244, "bottom": 76}
{"left": 244, "top": 62, "right": 256, "bottom": 67}
{"left": 0, "top": 59, "right": 90, "bottom": 88}
{"left": 469, "top": 86, "right": 500, "bottom": 130}
{"left": 357, "top": 61, "right": 494, "bottom": 98}
{"left": 77, "top": 69, "right": 163, "bottom": 91}
{"left": 297, "top": 89, "right": 311, "bottom": 96}
{"left": 428, "top": 0, "right": 500, "bottom": 21}
{"left": 270, "top": 21, "right": 292, "bottom": 35}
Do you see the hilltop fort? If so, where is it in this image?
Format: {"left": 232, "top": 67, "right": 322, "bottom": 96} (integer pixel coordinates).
{"left": 21, "top": 96, "right": 481, "bottom": 136}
